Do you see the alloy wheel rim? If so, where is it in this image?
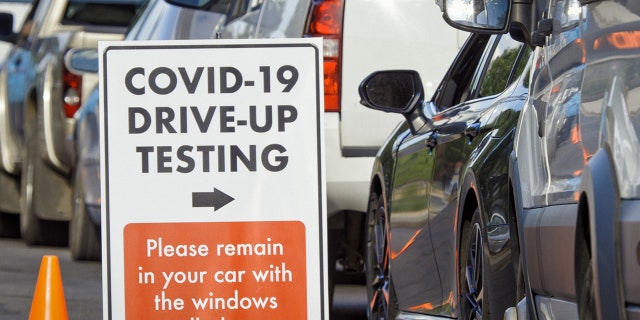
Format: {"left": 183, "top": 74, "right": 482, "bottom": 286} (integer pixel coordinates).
{"left": 370, "top": 201, "right": 390, "bottom": 319}
{"left": 465, "top": 222, "right": 484, "bottom": 320}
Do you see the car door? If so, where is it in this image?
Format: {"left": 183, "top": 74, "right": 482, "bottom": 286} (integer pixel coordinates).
{"left": 388, "top": 33, "right": 495, "bottom": 315}
{"left": 427, "top": 33, "right": 529, "bottom": 316}
{"left": 526, "top": 0, "right": 585, "bottom": 301}
{"left": 4, "top": 0, "right": 42, "bottom": 167}
{"left": 577, "top": 2, "right": 640, "bottom": 318}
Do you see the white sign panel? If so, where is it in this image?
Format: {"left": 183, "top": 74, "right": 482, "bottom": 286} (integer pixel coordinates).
{"left": 99, "top": 39, "right": 326, "bottom": 320}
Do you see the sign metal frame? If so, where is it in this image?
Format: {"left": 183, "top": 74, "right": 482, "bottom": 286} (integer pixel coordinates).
{"left": 100, "top": 39, "right": 327, "bottom": 320}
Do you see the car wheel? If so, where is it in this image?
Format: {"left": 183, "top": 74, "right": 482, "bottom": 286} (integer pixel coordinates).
{"left": 460, "top": 208, "right": 489, "bottom": 320}
{"left": 20, "top": 110, "right": 67, "bottom": 246}
{"left": 576, "top": 212, "right": 596, "bottom": 319}
{"left": 577, "top": 251, "right": 595, "bottom": 319}
{"left": 365, "top": 191, "right": 397, "bottom": 320}
{"left": 69, "top": 171, "right": 100, "bottom": 261}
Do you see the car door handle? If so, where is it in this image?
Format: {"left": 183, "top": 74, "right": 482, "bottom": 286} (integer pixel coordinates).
{"left": 426, "top": 132, "right": 438, "bottom": 153}
{"left": 465, "top": 122, "right": 480, "bottom": 143}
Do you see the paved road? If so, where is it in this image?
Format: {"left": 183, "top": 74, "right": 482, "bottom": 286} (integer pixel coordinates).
{"left": 0, "top": 236, "right": 367, "bottom": 320}
{"left": 0, "top": 237, "right": 102, "bottom": 320}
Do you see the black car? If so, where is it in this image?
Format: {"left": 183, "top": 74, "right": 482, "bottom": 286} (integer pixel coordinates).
{"left": 359, "top": 32, "right": 531, "bottom": 319}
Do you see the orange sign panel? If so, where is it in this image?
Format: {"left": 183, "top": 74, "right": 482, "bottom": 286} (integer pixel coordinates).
{"left": 123, "top": 221, "right": 307, "bottom": 320}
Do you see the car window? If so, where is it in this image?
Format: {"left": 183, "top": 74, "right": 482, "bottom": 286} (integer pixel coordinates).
{"left": 29, "top": 0, "right": 52, "bottom": 41}
{"left": 62, "top": 0, "right": 146, "bottom": 27}
{"left": 478, "top": 34, "right": 524, "bottom": 97}
{"left": 511, "top": 44, "right": 532, "bottom": 87}
{"left": 432, "top": 33, "right": 492, "bottom": 110}
{"left": 12, "top": 0, "right": 36, "bottom": 44}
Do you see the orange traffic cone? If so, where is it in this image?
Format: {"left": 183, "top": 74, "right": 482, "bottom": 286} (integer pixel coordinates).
{"left": 29, "top": 255, "right": 69, "bottom": 320}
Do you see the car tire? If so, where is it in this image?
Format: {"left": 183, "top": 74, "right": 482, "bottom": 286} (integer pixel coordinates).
{"left": 69, "top": 170, "right": 100, "bottom": 261}
{"left": 576, "top": 244, "right": 595, "bottom": 319}
{"left": 460, "top": 208, "right": 489, "bottom": 320}
{"left": 365, "top": 190, "right": 397, "bottom": 320}
{"left": 576, "top": 206, "right": 596, "bottom": 319}
{"left": 20, "top": 110, "right": 67, "bottom": 246}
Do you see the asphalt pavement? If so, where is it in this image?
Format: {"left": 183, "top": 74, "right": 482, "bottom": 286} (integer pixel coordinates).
{"left": 0, "top": 237, "right": 102, "bottom": 320}
{"left": 0, "top": 236, "right": 367, "bottom": 320}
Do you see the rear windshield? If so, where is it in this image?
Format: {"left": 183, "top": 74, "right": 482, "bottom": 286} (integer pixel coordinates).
{"left": 62, "top": 0, "right": 146, "bottom": 27}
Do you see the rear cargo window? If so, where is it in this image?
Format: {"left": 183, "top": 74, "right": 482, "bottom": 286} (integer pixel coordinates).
{"left": 63, "top": 0, "right": 145, "bottom": 27}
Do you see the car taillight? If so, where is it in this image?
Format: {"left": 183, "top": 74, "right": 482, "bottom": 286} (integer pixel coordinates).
{"left": 305, "top": 0, "right": 343, "bottom": 112}
{"left": 63, "top": 69, "right": 82, "bottom": 118}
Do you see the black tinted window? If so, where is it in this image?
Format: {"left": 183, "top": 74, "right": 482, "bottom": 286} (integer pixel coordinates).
{"left": 433, "top": 33, "right": 492, "bottom": 109}
{"left": 63, "top": 0, "right": 145, "bottom": 27}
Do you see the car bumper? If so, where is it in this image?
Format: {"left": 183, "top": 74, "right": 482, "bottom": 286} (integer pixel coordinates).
{"left": 324, "top": 113, "right": 374, "bottom": 217}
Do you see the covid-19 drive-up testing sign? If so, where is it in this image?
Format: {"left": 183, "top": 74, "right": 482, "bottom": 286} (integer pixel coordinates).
{"left": 99, "top": 38, "right": 327, "bottom": 320}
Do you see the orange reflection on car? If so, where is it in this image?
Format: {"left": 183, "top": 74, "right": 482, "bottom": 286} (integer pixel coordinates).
{"left": 391, "top": 229, "right": 422, "bottom": 260}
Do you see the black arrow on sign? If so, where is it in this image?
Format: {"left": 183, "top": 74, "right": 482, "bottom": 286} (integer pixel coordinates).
{"left": 192, "top": 188, "right": 234, "bottom": 211}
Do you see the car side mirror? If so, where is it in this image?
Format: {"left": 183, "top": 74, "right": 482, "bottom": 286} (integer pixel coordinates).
{"left": 359, "top": 70, "right": 423, "bottom": 113}
{"left": 442, "top": 0, "right": 509, "bottom": 31}
{"left": 64, "top": 48, "right": 99, "bottom": 74}
{"left": 439, "top": 0, "right": 534, "bottom": 45}
{"left": 359, "top": 70, "right": 429, "bottom": 134}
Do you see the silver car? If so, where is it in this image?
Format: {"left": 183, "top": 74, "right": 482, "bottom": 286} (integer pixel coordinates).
{"left": 442, "top": 0, "right": 640, "bottom": 319}
{"left": 66, "top": 0, "right": 239, "bottom": 260}
{"left": 0, "top": 0, "right": 146, "bottom": 246}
